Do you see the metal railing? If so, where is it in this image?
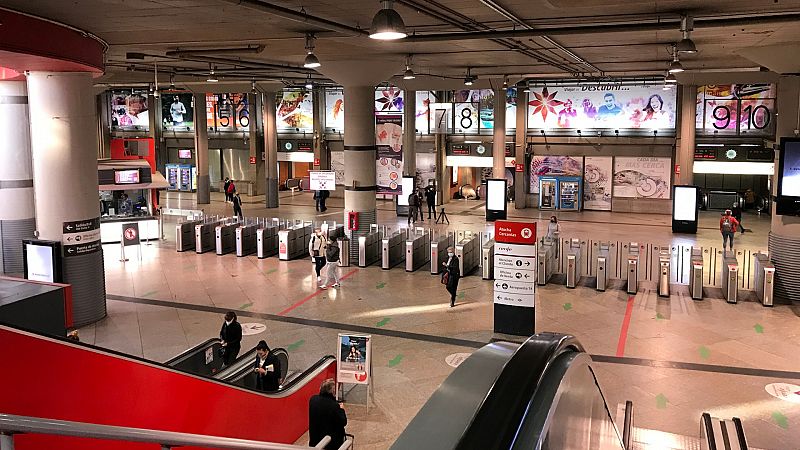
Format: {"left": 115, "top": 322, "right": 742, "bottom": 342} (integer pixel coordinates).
{"left": 0, "top": 413, "right": 353, "bottom": 450}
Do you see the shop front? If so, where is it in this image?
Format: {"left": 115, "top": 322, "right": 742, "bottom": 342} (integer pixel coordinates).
{"left": 98, "top": 160, "right": 169, "bottom": 243}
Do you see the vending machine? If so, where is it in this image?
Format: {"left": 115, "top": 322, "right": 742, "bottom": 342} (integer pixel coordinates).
{"left": 539, "top": 177, "right": 558, "bottom": 210}
{"left": 539, "top": 176, "right": 582, "bottom": 211}
{"left": 178, "top": 165, "right": 193, "bottom": 191}
{"left": 166, "top": 164, "right": 179, "bottom": 190}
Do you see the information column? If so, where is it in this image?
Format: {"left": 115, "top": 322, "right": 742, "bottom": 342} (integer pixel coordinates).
{"left": 493, "top": 220, "right": 536, "bottom": 336}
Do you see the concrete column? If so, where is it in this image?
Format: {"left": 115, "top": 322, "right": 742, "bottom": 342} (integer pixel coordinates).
{"left": 436, "top": 131, "right": 448, "bottom": 206}
{"left": 312, "top": 89, "right": 329, "bottom": 170}
{"left": 193, "top": 93, "right": 210, "bottom": 204}
{"left": 149, "top": 93, "right": 165, "bottom": 175}
{"left": 247, "top": 93, "right": 264, "bottom": 196}
{"left": 27, "top": 72, "right": 106, "bottom": 326}
{"left": 493, "top": 88, "right": 507, "bottom": 178}
{"left": 769, "top": 75, "right": 800, "bottom": 302}
{"left": 263, "top": 91, "right": 279, "bottom": 208}
{"left": 343, "top": 85, "right": 377, "bottom": 259}
{"left": 0, "top": 81, "right": 36, "bottom": 274}
{"left": 403, "top": 90, "right": 416, "bottom": 178}
{"left": 514, "top": 88, "right": 528, "bottom": 209}
{"left": 96, "top": 92, "right": 111, "bottom": 159}
{"left": 676, "top": 85, "right": 696, "bottom": 186}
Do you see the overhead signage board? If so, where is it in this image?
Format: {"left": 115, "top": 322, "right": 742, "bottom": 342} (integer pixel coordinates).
{"left": 494, "top": 220, "right": 536, "bottom": 245}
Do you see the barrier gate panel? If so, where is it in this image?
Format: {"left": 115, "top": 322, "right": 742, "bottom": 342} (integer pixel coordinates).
{"left": 256, "top": 226, "right": 280, "bottom": 259}
{"left": 382, "top": 230, "right": 407, "bottom": 270}
{"left": 455, "top": 235, "right": 480, "bottom": 277}
{"left": 481, "top": 239, "right": 495, "bottom": 280}
{"left": 236, "top": 224, "right": 259, "bottom": 257}
{"left": 176, "top": 220, "right": 202, "bottom": 252}
{"left": 195, "top": 220, "right": 222, "bottom": 254}
{"left": 406, "top": 232, "right": 431, "bottom": 272}
{"left": 215, "top": 222, "right": 239, "bottom": 255}
{"left": 430, "top": 234, "right": 454, "bottom": 275}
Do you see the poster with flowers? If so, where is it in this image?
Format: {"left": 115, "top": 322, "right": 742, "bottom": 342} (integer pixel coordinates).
{"left": 375, "top": 87, "right": 404, "bottom": 114}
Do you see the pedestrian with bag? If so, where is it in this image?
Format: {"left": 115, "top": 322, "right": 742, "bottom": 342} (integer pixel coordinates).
{"left": 309, "top": 378, "right": 348, "bottom": 450}
{"left": 309, "top": 228, "right": 328, "bottom": 285}
{"left": 441, "top": 246, "right": 460, "bottom": 307}
{"left": 719, "top": 209, "right": 740, "bottom": 252}
{"left": 219, "top": 311, "right": 242, "bottom": 367}
{"left": 254, "top": 340, "right": 282, "bottom": 391}
{"left": 321, "top": 238, "right": 341, "bottom": 289}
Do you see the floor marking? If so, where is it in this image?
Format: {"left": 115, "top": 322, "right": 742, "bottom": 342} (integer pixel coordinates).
{"left": 615, "top": 295, "right": 636, "bottom": 357}
{"left": 276, "top": 269, "right": 358, "bottom": 316}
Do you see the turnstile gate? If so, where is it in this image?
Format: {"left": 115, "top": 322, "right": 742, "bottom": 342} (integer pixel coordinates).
{"left": 722, "top": 253, "right": 739, "bottom": 304}
{"left": 657, "top": 248, "right": 670, "bottom": 297}
{"left": 215, "top": 221, "right": 240, "bottom": 255}
{"left": 236, "top": 223, "right": 259, "bottom": 257}
{"left": 538, "top": 239, "right": 556, "bottom": 286}
{"left": 754, "top": 253, "right": 775, "bottom": 307}
{"left": 406, "top": 230, "right": 431, "bottom": 272}
{"left": 256, "top": 225, "right": 280, "bottom": 259}
{"left": 626, "top": 242, "right": 640, "bottom": 295}
{"left": 382, "top": 230, "right": 407, "bottom": 270}
{"left": 566, "top": 239, "right": 581, "bottom": 288}
{"left": 327, "top": 224, "right": 345, "bottom": 241}
{"left": 176, "top": 219, "right": 203, "bottom": 252}
{"left": 278, "top": 223, "right": 312, "bottom": 260}
{"left": 358, "top": 228, "right": 382, "bottom": 267}
{"left": 455, "top": 234, "right": 480, "bottom": 277}
{"left": 430, "top": 233, "right": 454, "bottom": 275}
{"left": 689, "top": 249, "right": 703, "bottom": 300}
{"left": 481, "top": 239, "right": 495, "bottom": 280}
{"left": 195, "top": 219, "right": 223, "bottom": 254}
{"left": 595, "top": 246, "right": 609, "bottom": 292}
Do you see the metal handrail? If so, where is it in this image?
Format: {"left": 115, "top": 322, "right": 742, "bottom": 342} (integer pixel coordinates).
{"left": 0, "top": 413, "right": 330, "bottom": 450}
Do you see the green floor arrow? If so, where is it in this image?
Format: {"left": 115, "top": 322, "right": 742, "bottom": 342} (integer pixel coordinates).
{"left": 239, "top": 302, "right": 253, "bottom": 310}
{"left": 563, "top": 303, "right": 572, "bottom": 311}
{"left": 754, "top": 323, "right": 764, "bottom": 334}
{"left": 388, "top": 354, "right": 403, "bottom": 367}
{"left": 376, "top": 317, "right": 391, "bottom": 327}
{"left": 698, "top": 346, "right": 711, "bottom": 359}
{"left": 655, "top": 312, "right": 665, "bottom": 321}
{"left": 376, "top": 282, "right": 386, "bottom": 289}
{"left": 287, "top": 339, "right": 305, "bottom": 351}
{"left": 265, "top": 268, "right": 278, "bottom": 275}
{"left": 656, "top": 393, "right": 668, "bottom": 409}
{"left": 457, "top": 291, "right": 466, "bottom": 299}
{"left": 772, "top": 411, "right": 789, "bottom": 429}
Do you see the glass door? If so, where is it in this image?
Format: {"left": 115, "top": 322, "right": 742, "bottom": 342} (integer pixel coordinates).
{"left": 540, "top": 178, "right": 557, "bottom": 209}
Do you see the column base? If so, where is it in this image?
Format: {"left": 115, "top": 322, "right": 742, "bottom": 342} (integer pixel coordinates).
{"left": 1, "top": 218, "right": 35, "bottom": 274}
{"left": 265, "top": 177, "right": 279, "bottom": 208}
{"left": 63, "top": 249, "right": 107, "bottom": 327}
{"left": 768, "top": 232, "right": 800, "bottom": 304}
{"left": 196, "top": 174, "right": 210, "bottom": 205}
{"left": 345, "top": 209, "right": 376, "bottom": 261}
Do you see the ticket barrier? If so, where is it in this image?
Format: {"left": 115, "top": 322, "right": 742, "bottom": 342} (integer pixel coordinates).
{"left": 537, "top": 240, "right": 556, "bottom": 286}
{"left": 176, "top": 219, "right": 203, "bottom": 252}
{"left": 358, "top": 228, "right": 383, "bottom": 268}
{"left": 430, "top": 233, "right": 454, "bottom": 275}
{"left": 657, "top": 248, "right": 670, "bottom": 298}
{"left": 565, "top": 239, "right": 581, "bottom": 289}
{"left": 339, "top": 237, "right": 351, "bottom": 268}
{"left": 455, "top": 234, "right": 480, "bottom": 277}
{"left": 235, "top": 222, "right": 259, "bottom": 257}
{"left": 256, "top": 225, "right": 280, "bottom": 259}
{"left": 481, "top": 239, "right": 495, "bottom": 280}
{"left": 595, "top": 245, "right": 610, "bottom": 292}
{"left": 626, "top": 243, "right": 640, "bottom": 295}
{"left": 278, "top": 223, "right": 312, "bottom": 261}
{"left": 195, "top": 219, "right": 224, "bottom": 254}
{"left": 406, "top": 230, "right": 431, "bottom": 272}
{"left": 382, "top": 230, "right": 407, "bottom": 270}
{"left": 754, "top": 253, "right": 775, "bottom": 307}
{"left": 328, "top": 224, "right": 345, "bottom": 241}
{"left": 689, "top": 249, "right": 704, "bottom": 300}
{"left": 721, "top": 253, "right": 738, "bottom": 304}
{"left": 215, "top": 220, "right": 240, "bottom": 255}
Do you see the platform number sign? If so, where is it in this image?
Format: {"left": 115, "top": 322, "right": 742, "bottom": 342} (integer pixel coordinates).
{"left": 454, "top": 103, "right": 478, "bottom": 134}
{"left": 697, "top": 84, "right": 775, "bottom": 136}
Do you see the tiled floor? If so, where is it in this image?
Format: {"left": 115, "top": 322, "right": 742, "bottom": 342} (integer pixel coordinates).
{"left": 80, "top": 191, "right": 799, "bottom": 449}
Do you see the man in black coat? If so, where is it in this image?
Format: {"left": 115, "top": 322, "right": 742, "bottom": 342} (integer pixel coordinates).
{"left": 254, "top": 340, "right": 282, "bottom": 391}
{"left": 309, "top": 378, "right": 347, "bottom": 449}
{"left": 425, "top": 185, "right": 437, "bottom": 220}
{"left": 219, "top": 311, "right": 242, "bottom": 366}
{"left": 442, "top": 246, "right": 460, "bottom": 307}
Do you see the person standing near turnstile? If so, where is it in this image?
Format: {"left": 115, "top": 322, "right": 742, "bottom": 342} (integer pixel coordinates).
{"left": 546, "top": 216, "right": 560, "bottom": 239}
{"left": 442, "top": 246, "right": 460, "bottom": 307}
{"left": 408, "top": 191, "right": 419, "bottom": 225}
{"left": 416, "top": 188, "right": 425, "bottom": 222}
{"left": 321, "top": 238, "right": 341, "bottom": 290}
{"left": 719, "top": 209, "right": 739, "bottom": 252}
{"left": 309, "top": 228, "right": 328, "bottom": 285}
{"left": 232, "top": 191, "right": 243, "bottom": 219}
{"left": 425, "top": 185, "right": 437, "bottom": 221}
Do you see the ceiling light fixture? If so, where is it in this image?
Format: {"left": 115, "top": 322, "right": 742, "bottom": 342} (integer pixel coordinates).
{"left": 303, "top": 33, "right": 321, "bottom": 69}
{"left": 403, "top": 54, "right": 415, "bottom": 80}
{"left": 169, "top": 73, "right": 175, "bottom": 89}
{"left": 665, "top": 72, "right": 677, "bottom": 84}
{"left": 207, "top": 64, "right": 218, "bottom": 82}
{"left": 464, "top": 68, "right": 475, "bottom": 86}
{"left": 304, "top": 74, "right": 313, "bottom": 90}
{"left": 676, "top": 15, "right": 698, "bottom": 54}
{"left": 369, "top": 0, "right": 407, "bottom": 40}
{"left": 251, "top": 79, "right": 257, "bottom": 94}
{"left": 669, "top": 48, "right": 684, "bottom": 73}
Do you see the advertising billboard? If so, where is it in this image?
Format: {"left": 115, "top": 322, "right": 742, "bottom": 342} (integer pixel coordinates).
{"left": 161, "top": 93, "right": 194, "bottom": 131}
{"left": 325, "top": 89, "right": 344, "bottom": 131}
{"left": 110, "top": 89, "right": 149, "bottom": 131}
{"left": 337, "top": 334, "right": 371, "bottom": 385}
{"left": 375, "top": 87, "right": 403, "bottom": 114}
{"left": 206, "top": 93, "right": 249, "bottom": 131}
{"left": 696, "top": 84, "right": 775, "bottom": 136}
{"left": 529, "top": 155, "right": 583, "bottom": 194}
{"left": 376, "top": 115, "right": 403, "bottom": 195}
{"left": 277, "top": 89, "right": 313, "bottom": 132}
{"left": 613, "top": 157, "right": 671, "bottom": 199}
{"left": 583, "top": 156, "right": 613, "bottom": 211}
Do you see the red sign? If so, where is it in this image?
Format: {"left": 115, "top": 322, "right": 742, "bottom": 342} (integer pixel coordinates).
{"left": 494, "top": 220, "right": 536, "bottom": 245}
{"left": 347, "top": 211, "right": 359, "bottom": 231}
{"left": 249, "top": 156, "right": 256, "bottom": 164}
{"left": 314, "top": 158, "right": 320, "bottom": 166}
{"left": 515, "top": 163, "right": 524, "bottom": 172}
{"left": 674, "top": 164, "right": 681, "bottom": 174}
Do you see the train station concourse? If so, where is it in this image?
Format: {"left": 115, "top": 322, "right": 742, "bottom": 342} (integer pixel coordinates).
{"left": 0, "top": 1, "right": 799, "bottom": 449}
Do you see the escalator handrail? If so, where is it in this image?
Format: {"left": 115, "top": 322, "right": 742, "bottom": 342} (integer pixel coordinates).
{"left": 164, "top": 338, "right": 220, "bottom": 366}
{"left": 732, "top": 417, "right": 748, "bottom": 449}
{"left": 622, "top": 400, "right": 634, "bottom": 450}
{"left": 0, "top": 323, "right": 333, "bottom": 400}
{"left": 702, "top": 412, "right": 718, "bottom": 450}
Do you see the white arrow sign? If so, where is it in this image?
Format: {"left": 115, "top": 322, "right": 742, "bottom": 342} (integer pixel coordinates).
{"left": 494, "top": 254, "right": 535, "bottom": 270}
{"left": 495, "top": 267, "right": 535, "bottom": 283}
{"left": 494, "top": 279, "right": 535, "bottom": 295}
{"left": 494, "top": 292, "right": 534, "bottom": 308}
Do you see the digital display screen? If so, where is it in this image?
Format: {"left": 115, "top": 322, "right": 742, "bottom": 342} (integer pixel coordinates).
{"left": 115, "top": 170, "right": 140, "bottom": 184}
{"left": 487, "top": 179, "right": 506, "bottom": 211}
{"left": 398, "top": 177, "right": 415, "bottom": 206}
{"left": 25, "top": 243, "right": 55, "bottom": 283}
{"left": 178, "top": 149, "right": 192, "bottom": 159}
{"left": 780, "top": 140, "right": 800, "bottom": 197}
{"left": 673, "top": 186, "right": 698, "bottom": 221}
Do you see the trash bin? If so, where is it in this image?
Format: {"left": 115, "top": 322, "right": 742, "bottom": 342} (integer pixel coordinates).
{"left": 339, "top": 236, "right": 350, "bottom": 267}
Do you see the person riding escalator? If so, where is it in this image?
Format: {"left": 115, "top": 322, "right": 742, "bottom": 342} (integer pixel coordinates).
{"left": 254, "top": 340, "right": 282, "bottom": 391}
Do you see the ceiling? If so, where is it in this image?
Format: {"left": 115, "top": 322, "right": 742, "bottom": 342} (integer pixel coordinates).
{"left": 1, "top": 0, "right": 799, "bottom": 89}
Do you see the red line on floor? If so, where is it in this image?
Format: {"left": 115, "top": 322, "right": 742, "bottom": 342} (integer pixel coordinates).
{"left": 276, "top": 269, "right": 359, "bottom": 316}
{"left": 615, "top": 295, "right": 636, "bottom": 357}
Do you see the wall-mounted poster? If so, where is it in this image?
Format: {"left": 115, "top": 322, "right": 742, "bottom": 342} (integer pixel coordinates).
{"left": 161, "top": 93, "right": 194, "bottom": 131}
{"left": 277, "top": 89, "right": 313, "bottom": 132}
{"left": 416, "top": 152, "right": 436, "bottom": 188}
{"left": 613, "top": 157, "right": 671, "bottom": 199}
{"left": 206, "top": 93, "right": 249, "bottom": 131}
{"left": 375, "top": 87, "right": 403, "bottom": 114}
{"left": 110, "top": 89, "right": 149, "bottom": 130}
{"left": 330, "top": 151, "right": 345, "bottom": 185}
{"left": 337, "top": 334, "right": 371, "bottom": 385}
{"left": 415, "top": 91, "right": 430, "bottom": 134}
{"left": 695, "top": 84, "right": 775, "bottom": 136}
{"left": 325, "top": 89, "right": 344, "bottom": 131}
{"left": 527, "top": 84, "right": 676, "bottom": 130}
{"left": 583, "top": 156, "right": 613, "bottom": 211}
{"left": 529, "top": 155, "right": 584, "bottom": 194}
{"left": 376, "top": 115, "right": 403, "bottom": 194}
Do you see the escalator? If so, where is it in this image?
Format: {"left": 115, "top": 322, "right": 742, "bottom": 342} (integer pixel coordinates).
{"left": 391, "top": 333, "right": 751, "bottom": 450}
{"left": 0, "top": 324, "right": 336, "bottom": 450}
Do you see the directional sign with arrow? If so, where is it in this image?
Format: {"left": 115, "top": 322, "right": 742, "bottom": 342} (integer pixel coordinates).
{"left": 62, "top": 218, "right": 101, "bottom": 257}
{"left": 495, "top": 267, "right": 535, "bottom": 283}
{"left": 494, "top": 254, "right": 535, "bottom": 270}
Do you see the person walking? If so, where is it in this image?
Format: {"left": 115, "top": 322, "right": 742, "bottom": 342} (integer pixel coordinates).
{"left": 719, "top": 209, "right": 740, "bottom": 252}
{"left": 254, "top": 340, "right": 282, "bottom": 391}
{"left": 309, "top": 378, "right": 348, "bottom": 450}
{"left": 416, "top": 188, "right": 425, "bottom": 222}
{"left": 219, "top": 311, "right": 242, "bottom": 367}
{"left": 425, "top": 185, "right": 437, "bottom": 220}
{"left": 731, "top": 203, "right": 748, "bottom": 233}
{"left": 442, "top": 246, "right": 460, "bottom": 307}
{"left": 232, "top": 191, "right": 243, "bottom": 219}
{"left": 321, "top": 238, "right": 341, "bottom": 289}
{"left": 319, "top": 189, "right": 329, "bottom": 212}
{"left": 309, "top": 228, "right": 328, "bottom": 285}
{"left": 223, "top": 177, "right": 231, "bottom": 202}
{"left": 314, "top": 190, "right": 322, "bottom": 212}
{"left": 407, "top": 191, "right": 418, "bottom": 225}
{"left": 546, "top": 216, "right": 560, "bottom": 240}
{"left": 226, "top": 180, "right": 236, "bottom": 202}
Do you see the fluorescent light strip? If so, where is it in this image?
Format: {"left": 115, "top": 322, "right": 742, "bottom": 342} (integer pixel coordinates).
{"left": 277, "top": 152, "right": 315, "bottom": 162}
{"left": 692, "top": 161, "right": 774, "bottom": 175}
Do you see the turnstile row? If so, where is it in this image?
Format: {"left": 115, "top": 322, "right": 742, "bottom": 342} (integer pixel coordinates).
{"left": 359, "top": 230, "right": 382, "bottom": 268}
{"left": 406, "top": 231, "right": 431, "bottom": 272}
{"left": 431, "top": 234, "right": 454, "bottom": 275}
{"left": 382, "top": 230, "right": 407, "bottom": 270}
{"left": 278, "top": 223, "right": 313, "bottom": 261}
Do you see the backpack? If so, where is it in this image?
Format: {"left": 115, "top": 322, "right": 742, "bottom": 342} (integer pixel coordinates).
{"left": 722, "top": 218, "right": 732, "bottom": 232}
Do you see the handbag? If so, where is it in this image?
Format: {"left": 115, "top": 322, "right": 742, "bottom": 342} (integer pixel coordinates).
{"left": 440, "top": 271, "right": 449, "bottom": 285}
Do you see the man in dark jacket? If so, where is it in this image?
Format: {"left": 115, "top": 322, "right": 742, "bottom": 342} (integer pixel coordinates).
{"left": 321, "top": 238, "right": 341, "bottom": 289}
{"left": 407, "top": 191, "right": 418, "bottom": 225}
{"left": 254, "top": 340, "right": 282, "bottom": 391}
{"left": 309, "top": 378, "right": 347, "bottom": 449}
{"left": 223, "top": 177, "right": 231, "bottom": 202}
{"left": 232, "top": 192, "right": 243, "bottom": 219}
{"left": 425, "top": 185, "right": 437, "bottom": 220}
{"left": 219, "top": 311, "right": 242, "bottom": 366}
{"left": 442, "top": 246, "right": 460, "bottom": 307}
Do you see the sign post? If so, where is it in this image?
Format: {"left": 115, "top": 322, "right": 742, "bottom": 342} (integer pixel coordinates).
{"left": 122, "top": 222, "right": 141, "bottom": 262}
{"left": 493, "top": 220, "right": 536, "bottom": 336}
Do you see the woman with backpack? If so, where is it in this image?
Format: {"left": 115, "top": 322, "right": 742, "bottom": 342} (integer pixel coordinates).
{"left": 321, "top": 238, "right": 341, "bottom": 289}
